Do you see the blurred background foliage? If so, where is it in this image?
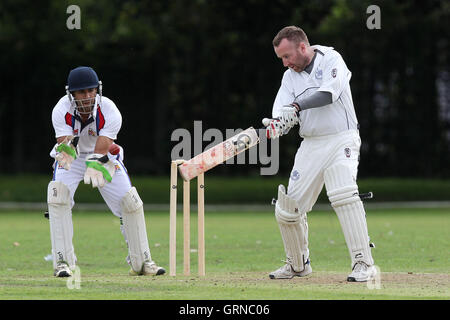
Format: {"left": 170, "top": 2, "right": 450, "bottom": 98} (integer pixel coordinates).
{"left": 0, "top": 0, "right": 449, "bottom": 178}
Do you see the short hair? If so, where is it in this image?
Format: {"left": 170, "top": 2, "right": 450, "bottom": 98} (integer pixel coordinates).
{"left": 272, "top": 26, "right": 309, "bottom": 47}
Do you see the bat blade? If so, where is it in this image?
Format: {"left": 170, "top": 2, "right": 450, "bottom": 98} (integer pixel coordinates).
{"left": 178, "top": 127, "right": 260, "bottom": 181}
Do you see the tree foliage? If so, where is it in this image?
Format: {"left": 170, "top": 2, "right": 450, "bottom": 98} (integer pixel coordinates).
{"left": 0, "top": 0, "right": 448, "bottom": 177}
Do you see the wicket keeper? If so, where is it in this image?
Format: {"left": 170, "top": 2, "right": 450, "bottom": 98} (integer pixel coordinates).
{"left": 47, "top": 66, "right": 165, "bottom": 277}
{"left": 263, "top": 26, "right": 376, "bottom": 282}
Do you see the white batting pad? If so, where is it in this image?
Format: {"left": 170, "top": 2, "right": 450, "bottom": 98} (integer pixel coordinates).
{"left": 324, "top": 164, "right": 374, "bottom": 267}
{"left": 275, "top": 185, "right": 309, "bottom": 272}
{"left": 120, "top": 187, "right": 152, "bottom": 273}
{"left": 47, "top": 181, "right": 76, "bottom": 270}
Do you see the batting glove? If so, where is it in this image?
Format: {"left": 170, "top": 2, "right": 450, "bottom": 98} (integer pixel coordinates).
{"left": 280, "top": 103, "right": 300, "bottom": 128}
{"left": 55, "top": 136, "right": 79, "bottom": 170}
{"left": 262, "top": 118, "right": 288, "bottom": 139}
{"left": 84, "top": 153, "right": 116, "bottom": 188}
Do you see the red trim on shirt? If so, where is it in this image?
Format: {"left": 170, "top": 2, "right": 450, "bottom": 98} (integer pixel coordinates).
{"left": 96, "top": 105, "right": 105, "bottom": 134}
{"left": 65, "top": 112, "right": 74, "bottom": 128}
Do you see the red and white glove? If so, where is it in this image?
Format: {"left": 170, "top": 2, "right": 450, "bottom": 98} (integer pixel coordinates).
{"left": 280, "top": 103, "right": 300, "bottom": 128}
{"left": 262, "top": 118, "right": 288, "bottom": 139}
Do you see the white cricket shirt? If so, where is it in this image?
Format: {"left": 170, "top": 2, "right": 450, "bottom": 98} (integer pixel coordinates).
{"left": 272, "top": 45, "right": 358, "bottom": 137}
{"left": 50, "top": 94, "right": 122, "bottom": 157}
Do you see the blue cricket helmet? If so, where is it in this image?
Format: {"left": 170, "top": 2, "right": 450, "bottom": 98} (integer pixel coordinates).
{"left": 67, "top": 66, "right": 99, "bottom": 92}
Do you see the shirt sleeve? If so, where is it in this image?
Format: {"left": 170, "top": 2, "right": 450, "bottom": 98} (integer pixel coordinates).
{"left": 98, "top": 99, "right": 122, "bottom": 140}
{"left": 51, "top": 104, "right": 73, "bottom": 138}
{"left": 317, "top": 51, "right": 352, "bottom": 102}
{"left": 272, "top": 71, "right": 295, "bottom": 118}
{"left": 296, "top": 91, "right": 332, "bottom": 110}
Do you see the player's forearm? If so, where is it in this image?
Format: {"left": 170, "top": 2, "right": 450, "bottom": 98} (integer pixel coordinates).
{"left": 94, "top": 136, "right": 114, "bottom": 155}
{"left": 295, "top": 91, "right": 332, "bottom": 111}
{"left": 56, "top": 136, "right": 70, "bottom": 144}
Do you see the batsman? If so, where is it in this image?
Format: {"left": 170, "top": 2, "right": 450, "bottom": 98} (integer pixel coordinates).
{"left": 47, "top": 66, "right": 165, "bottom": 277}
{"left": 263, "top": 26, "right": 376, "bottom": 282}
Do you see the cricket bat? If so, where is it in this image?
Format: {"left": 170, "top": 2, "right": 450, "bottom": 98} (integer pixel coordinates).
{"left": 178, "top": 127, "right": 260, "bottom": 181}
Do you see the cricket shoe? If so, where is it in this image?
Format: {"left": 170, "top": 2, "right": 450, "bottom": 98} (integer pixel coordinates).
{"left": 269, "top": 259, "right": 312, "bottom": 279}
{"left": 347, "top": 261, "right": 377, "bottom": 282}
{"left": 54, "top": 262, "right": 72, "bottom": 277}
{"left": 129, "top": 261, "right": 166, "bottom": 276}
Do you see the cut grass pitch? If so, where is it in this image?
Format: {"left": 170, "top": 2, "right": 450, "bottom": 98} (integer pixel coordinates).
{"left": 0, "top": 208, "right": 448, "bottom": 300}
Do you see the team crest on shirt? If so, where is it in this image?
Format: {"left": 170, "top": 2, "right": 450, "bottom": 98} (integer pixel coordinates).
{"left": 315, "top": 68, "right": 322, "bottom": 80}
{"left": 290, "top": 170, "right": 300, "bottom": 181}
{"left": 115, "top": 164, "right": 121, "bottom": 172}
{"left": 344, "top": 147, "right": 351, "bottom": 158}
{"left": 332, "top": 68, "right": 337, "bottom": 78}
{"left": 73, "top": 129, "right": 79, "bottom": 135}
{"left": 88, "top": 128, "right": 96, "bottom": 137}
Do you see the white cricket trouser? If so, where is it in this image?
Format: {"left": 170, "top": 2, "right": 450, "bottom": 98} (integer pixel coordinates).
{"left": 52, "top": 153, "right": 132, "bottom": 217}
{"left": 51, "top": 152, "right": 139, "bottom": 266}
{"left": 287, "top": 129, "right": 361, "bottom": 212}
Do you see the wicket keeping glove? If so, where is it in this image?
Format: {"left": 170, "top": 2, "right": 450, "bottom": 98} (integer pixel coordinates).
{"left": 55, "top": 136, "right": 79, "bottom": 170}
{"left": 84, "top": 153, "right": 116, "bottom": 188}
{"left": 262, "top": 118, "right": 289, "bottom": 139}
{"left": 280, "top": 103, "right": 300, "bottom": 128}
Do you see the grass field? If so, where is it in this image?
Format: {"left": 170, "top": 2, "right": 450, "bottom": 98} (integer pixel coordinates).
{"left": 0, "top": 207, "right": 448, "bottom": 301}
{"left": 1, "top": 175, "right": 450, "bottom": 203}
